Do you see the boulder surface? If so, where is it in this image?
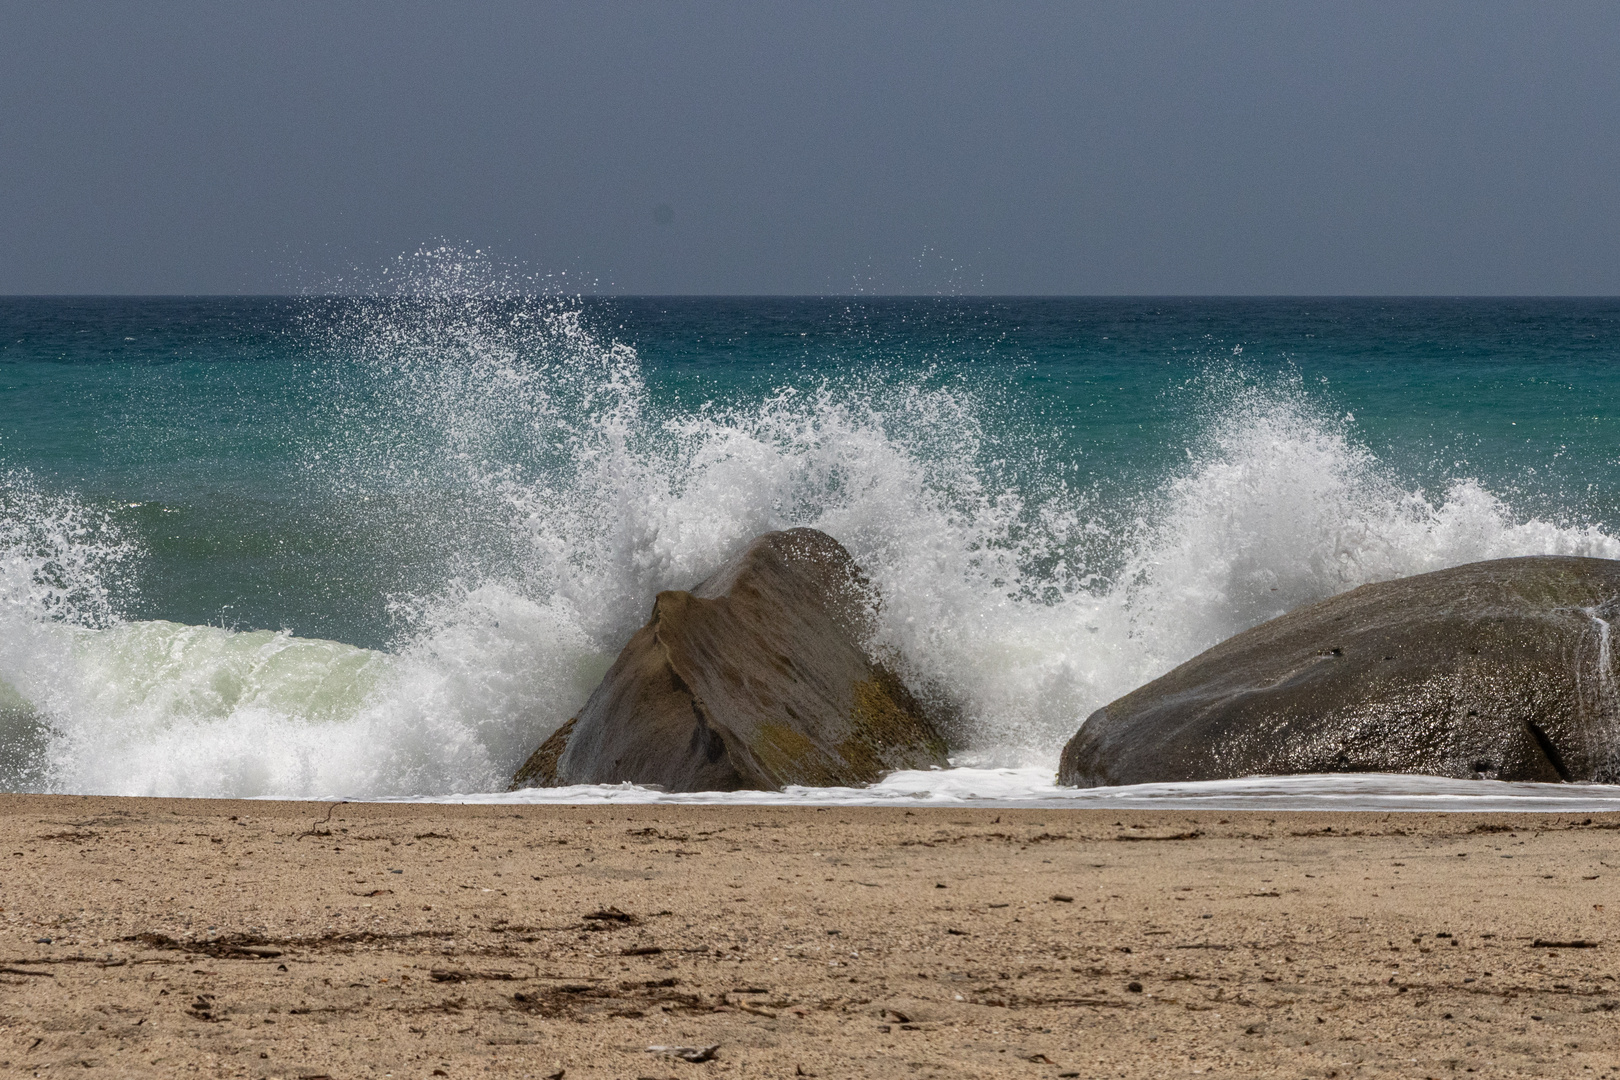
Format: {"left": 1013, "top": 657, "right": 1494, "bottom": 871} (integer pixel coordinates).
{"left": 1060, "top": 556, "right": 1620, "bottom": 787}
{"left": 512, "top": 528, "right": 948, "bottom": 791}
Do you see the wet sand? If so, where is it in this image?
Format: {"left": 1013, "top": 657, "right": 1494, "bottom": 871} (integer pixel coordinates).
{"left": 1, "top": 795, "right": 1617, "bottom": 1078}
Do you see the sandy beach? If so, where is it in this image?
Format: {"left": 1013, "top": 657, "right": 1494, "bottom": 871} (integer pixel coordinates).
{"left": 1, "top": 796, "right": 1617, "bottom": 1079}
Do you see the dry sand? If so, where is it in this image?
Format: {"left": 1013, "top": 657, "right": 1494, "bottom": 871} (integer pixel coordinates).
{"left": 1, "top": 796, "right": 1618, "bottom": 1079}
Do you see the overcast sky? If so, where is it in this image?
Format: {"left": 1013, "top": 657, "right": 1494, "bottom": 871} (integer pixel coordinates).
{"left": 3, "top": 1, "right": 1618, "bottom": 295}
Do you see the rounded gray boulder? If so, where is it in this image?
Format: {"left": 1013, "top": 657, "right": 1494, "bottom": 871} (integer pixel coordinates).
{"left": 1060, "top": 556, "right": 1620, "bottom": 787}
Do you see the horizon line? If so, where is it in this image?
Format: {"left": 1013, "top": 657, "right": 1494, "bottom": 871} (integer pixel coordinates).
{"left": 4, "top": 293, "right": 1620, "bottom": 301}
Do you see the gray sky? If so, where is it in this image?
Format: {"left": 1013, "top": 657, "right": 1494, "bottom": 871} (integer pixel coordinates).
{"left": 3, "top": 1, "right": 1617, "bottom": 295}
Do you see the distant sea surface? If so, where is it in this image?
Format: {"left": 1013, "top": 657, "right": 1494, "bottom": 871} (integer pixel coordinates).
{"left": 3, "top": 294, "right": 1619, "bottom": 803}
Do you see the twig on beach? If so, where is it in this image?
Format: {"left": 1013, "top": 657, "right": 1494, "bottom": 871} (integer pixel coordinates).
{"left": 647, "top": 1044, "right": 719, "bottom": 1062}
{"left": 582, "top": 906, "right": 642, "bottom": 929}
{"left": 297, "top": 801, "right": 349, "bottom": 840}
{"left": 429, "top": 968, "right": 523, "bottom": 983}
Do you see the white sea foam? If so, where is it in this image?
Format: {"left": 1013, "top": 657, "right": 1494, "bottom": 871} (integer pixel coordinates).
{"left": 458, "top": 768, "right": 1620, "bottom": 813}
{"left": 4, "top": 285, "right": 1620, "bottom": 799}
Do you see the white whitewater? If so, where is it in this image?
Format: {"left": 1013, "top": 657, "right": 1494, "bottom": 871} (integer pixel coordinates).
{"left": 447, "top": 769, "right": 1620, "bottom": 813}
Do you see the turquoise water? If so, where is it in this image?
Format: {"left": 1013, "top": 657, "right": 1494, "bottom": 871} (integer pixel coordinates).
{"left": 3, "top": 292, "right": 1619, "bottom": 797}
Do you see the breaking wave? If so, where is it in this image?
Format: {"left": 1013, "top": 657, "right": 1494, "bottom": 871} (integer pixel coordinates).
{"left": 3, "top": 280, "right": 1617, "bottom": 797}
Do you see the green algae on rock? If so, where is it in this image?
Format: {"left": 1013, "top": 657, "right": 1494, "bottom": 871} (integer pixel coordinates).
{"left": 1060, "top": 556, "right": 1620, "bottom": 788}
{"left": 511, "top": 529, "right": 948, "bottom": 792}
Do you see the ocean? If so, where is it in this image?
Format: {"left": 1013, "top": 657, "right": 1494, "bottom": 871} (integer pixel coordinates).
{"left": 4, "top": 287, "right": 1620, "bottom": 807}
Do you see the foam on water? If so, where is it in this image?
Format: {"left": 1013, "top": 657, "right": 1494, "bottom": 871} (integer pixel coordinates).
{"left": 452, "top": 769, "right": 1620, "bottom": 813}
{"left": 4, "top": 278, "right": 1620, "bottom": 799}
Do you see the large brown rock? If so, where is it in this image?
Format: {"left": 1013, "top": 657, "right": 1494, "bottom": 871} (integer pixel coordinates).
{"left": 512, "top": 528, "right": 949, "bottom": 791}
{"left": 1060, "top": 556, "right": 1620, "bottom": 787}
